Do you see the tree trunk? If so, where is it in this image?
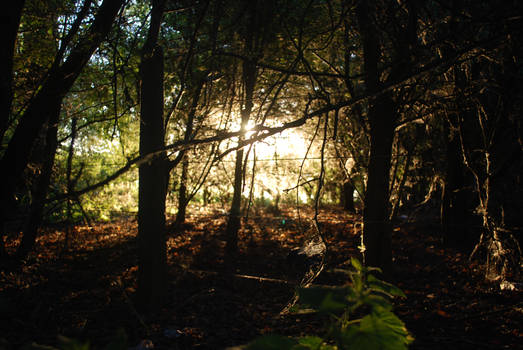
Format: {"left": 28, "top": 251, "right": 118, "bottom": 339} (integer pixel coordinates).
{"left": 137, "top": 44, "right": 168, "bottom": 313}
{"left": 363, "top": 92, "right": 396, "bottom": 275}
{"left": 342, "top": 180, "right": 355, "bottom": 212}
{"left": 441, "top": 119, "right": 469, "bottom": 250}
{"left": 64, "top": 116, "right": 78, "bottom": 250}
{"left": 0, "top": 0, "right": 25, "bottom": 142}
{"left": 173, "top": 81, "right": 203, "bottom": 227}
{"left": 225, "top": 58, "right": 256, "bottom": 255}
{"left": 226, "top": 147, "right": 244, "bottom": 255}
{"left": 16, "top": 106, "right": 60, "bottom": 260}
{"left": 136, "top": 0, "right": 167, "bottom": 315}
{"left": 175, "top": 155, "right": 189, "bottom": 227}
{"left": 356, "top": 0, "right": 397, "bottom": 275}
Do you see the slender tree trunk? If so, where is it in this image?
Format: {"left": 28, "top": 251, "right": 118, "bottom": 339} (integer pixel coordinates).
{"left": 64, "top": 116, "right": 78, "bottom": 250}
{"left": 390, "top": 144, "right": 413, "bottom": 220}
{"left": 343, "top": 180, "right": 355, "bottom": 212}
{"left": 225, "top": 58, "right": 256, "bottom": 255}
{"left": 136, "top": 0, "right": 167, "bottom": 313}
{"left": 441, "top": 119, "right": 468, "bottom": 249}
{"left": 226, "top": 147, "right": 245, "bottom": 254}
{"left": 175, "top": 155, "right": 189, "bottom": 227}
{"left": 173, "top": 81, "right": 203, "bottom": 227}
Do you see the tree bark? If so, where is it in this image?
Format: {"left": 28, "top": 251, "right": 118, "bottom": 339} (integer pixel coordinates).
{"left": 356, "top": 0, "right": 396, "bottom": 275}
{"left": 342, "top": 180, "right": 355, "bottom": 212}
{"left": 225, "top": 0, "right": 260, "bottom": 254}
{"left": 16, "top": 106, "right": 60, "bottom": 260}
{"left": 225, "top": 57, "right": 256, "bottom": 255}
{"left": 137, "top": 45, "right": 167, "bottom": 313}
{"left": 174, "top": 81, "right": 203, "bottom": 227}
{"left": 136, "top": 0, "right": 167, "bottom": 314}
{"left": 175, "top": 155, "right": 189, "bottom": 227}
{"left": 0, "top": 0, "right": 25, "bottom": 142}
{"left": 441, "top": 119, "right": 469, "bottom": 250}
{"left": 363, "top": 92, "right": 396, "bottom": 275}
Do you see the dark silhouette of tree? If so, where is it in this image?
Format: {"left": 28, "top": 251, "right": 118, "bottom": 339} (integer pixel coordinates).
{"left": 0, "top": 0, "right": 126, "bottom": 259}
{"left": 137, "top": 0, "right": 168, "bottom": 313}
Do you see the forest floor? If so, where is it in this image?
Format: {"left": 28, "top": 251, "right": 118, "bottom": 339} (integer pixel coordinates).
{"left": 1, "top": 205, "right": 521, "bottom": 349}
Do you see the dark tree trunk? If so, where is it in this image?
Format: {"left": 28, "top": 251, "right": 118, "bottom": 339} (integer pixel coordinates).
{"left": 175, "top": 155, "right": 189, "bottom": 227}
{"left": 225, "top": 58, "right": 256, "bottom": 255}
{"left": 16, "top": 106, "right": 60, "bottom": 260}
{"left": 64, "top": 116, "right": 78, "bottom": 250}
{"left": 137, "top": 45, "right": 167, "bottom": 313}
{"left": 173, "top": 81, "right": 203, "bottom": 227}
{"left": 441, "top": 120, "right": 469, "bottom": 250}
{"left": 226, "top": 147, "right": 245, "bottom": 254}
{"left": 136, "top": 0, "right": 167, "bottom": 313}
{"left": 342, "top": 180, "right": 355, "bottom": 212}
{"left": 0, "top": 0, "right": 25, "bottom": 142}
{"left": 356, "top": 0, "right": 396, "bottom": 275}
{"left": 363, "top": 92, "right": 396, "bottom": 275}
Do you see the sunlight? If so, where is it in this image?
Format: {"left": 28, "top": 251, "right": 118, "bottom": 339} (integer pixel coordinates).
{"left": 244, "top": 120, "right": 309, "bottom": 160}
{"left": 241, "top": 121, "right": 315, "bottom": 203}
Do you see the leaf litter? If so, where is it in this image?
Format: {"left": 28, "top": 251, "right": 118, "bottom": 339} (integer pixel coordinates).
{"left": 0, "top": 205, "right": 521, "bottom": 349}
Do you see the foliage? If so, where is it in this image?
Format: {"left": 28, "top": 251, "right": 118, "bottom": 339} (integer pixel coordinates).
{"left": 246, "top": 258, "right": 413, "bottom": 350}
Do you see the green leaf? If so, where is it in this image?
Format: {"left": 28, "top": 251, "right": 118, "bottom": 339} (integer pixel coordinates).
{"left": 367, "top": 275, "right": 406, "bottom": 298}
{"left": 361, "top": 294, "right": 393, "bottom": 311}
{"left": 247, "top": 335, "right": 297, "bottom": 350}
{"left": 340, "top": 311, "right": 413, "bottom": 350}
{"left": 294, "top": 336, "right": 324, "bottom": 349}
{"left": 350, "top": 257, "right": 363, "bottom": 271}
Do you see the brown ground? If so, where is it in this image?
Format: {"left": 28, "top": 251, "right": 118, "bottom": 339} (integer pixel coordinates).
{"left": 1, "top": 206, "right": 521, "bottom": 349}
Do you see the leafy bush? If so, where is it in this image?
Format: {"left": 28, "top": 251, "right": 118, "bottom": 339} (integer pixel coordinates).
{"left": 246, "top": 258, "right": 413, "bottom": 350}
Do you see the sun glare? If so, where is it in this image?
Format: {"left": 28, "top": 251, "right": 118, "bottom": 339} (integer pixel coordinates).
{"left": 241, "top": 122, "right": 313, "bottom": 203}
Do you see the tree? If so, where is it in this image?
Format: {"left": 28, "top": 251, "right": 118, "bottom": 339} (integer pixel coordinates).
{"left": 0, "top": 0, "right": 126, "bottom": 259}
{"left": 0, "top": 0, "right": 25, "bottom": 143}
{"left": 225, "top": 0, "right": 276, "bottom": 255}
{"left": 136, "top": 0, "right": 168, "bottom": 313}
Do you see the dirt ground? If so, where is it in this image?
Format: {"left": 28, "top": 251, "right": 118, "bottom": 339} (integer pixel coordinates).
{"left": 1, "top": 206, "right": 521, "bottom": 349}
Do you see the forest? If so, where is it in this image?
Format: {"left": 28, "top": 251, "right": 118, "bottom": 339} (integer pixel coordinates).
{"left": 0, "top": 0, "right": 522, "bottom": 349}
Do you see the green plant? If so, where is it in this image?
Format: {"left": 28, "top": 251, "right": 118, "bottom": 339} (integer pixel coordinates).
{"left": 247, "top": 258, "right": 413, "bottom": 350}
